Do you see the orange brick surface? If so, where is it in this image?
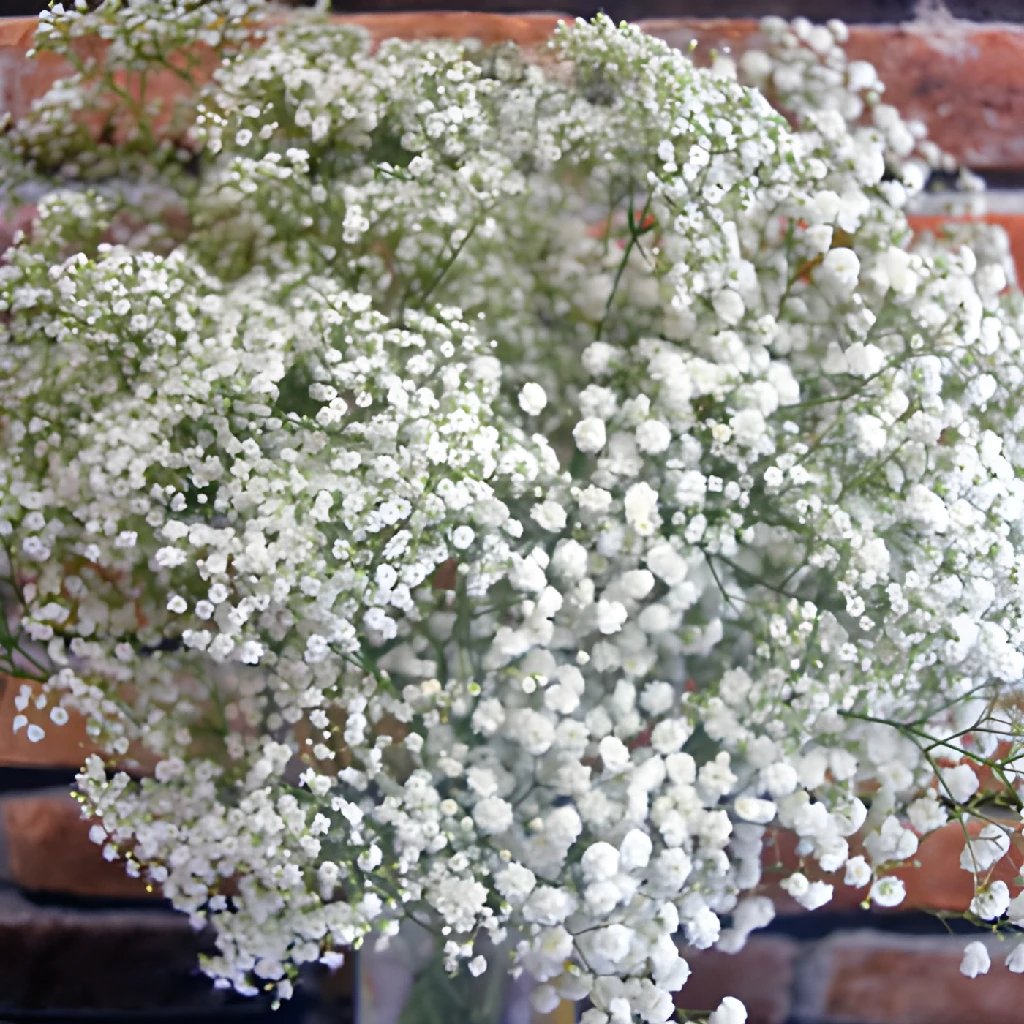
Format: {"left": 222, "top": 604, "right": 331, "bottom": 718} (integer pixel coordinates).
{"left": 642, "top": 19, "right": 1024, "bottom": 173}
{"left": 0, "top": 791, "right": 153, "bottom": 899}
{"left": 0, "top": 678, "right": 96, "bottom": 769}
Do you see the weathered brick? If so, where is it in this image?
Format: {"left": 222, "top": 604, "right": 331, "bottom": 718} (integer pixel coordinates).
{"left": 0, "top": 789, "right": 153, "bottom": 900}
{"left": 676, "top": 935, "right": 798, "bottom": 1024}
{"left": 799, "top": 931, "right": 1024, "bottom": 1024}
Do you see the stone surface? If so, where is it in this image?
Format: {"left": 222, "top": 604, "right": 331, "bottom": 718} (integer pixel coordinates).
{"left": 0, "top": 789, "right": 153, "bottom": 899}
{"left": 0, "top": 882, "right": 214, "bottom": 1010}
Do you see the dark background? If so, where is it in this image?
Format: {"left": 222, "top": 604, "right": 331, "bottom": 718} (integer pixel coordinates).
{"left": 3, "top": 0, "right": 1024, "bottom": 23}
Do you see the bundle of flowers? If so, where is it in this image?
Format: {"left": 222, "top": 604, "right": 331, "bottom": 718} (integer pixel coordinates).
{"left": 2, "top": 3, "right": 1024, "bottom": 1021}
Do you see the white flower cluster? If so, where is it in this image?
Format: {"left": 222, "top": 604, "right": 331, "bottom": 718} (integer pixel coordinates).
{"left": 4, "top": 6, "right": 1024, "bottom": 1021}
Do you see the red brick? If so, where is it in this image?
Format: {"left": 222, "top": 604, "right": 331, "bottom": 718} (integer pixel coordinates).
{"left": 327, "top": 12, "right": 568, "bottom": 50}
{"left": 0, "top": 204, "right": 36, "bottom": 254}
{"left": 0, "top": 677, "right": 98, "bottom": 769}
{"left": 677, "top": 935, "right": 798, "bottom": 1024}
{"left": 0, "top": 14, "right": 570, "bottom": 128}
{"left": 8, "top": 14, "right": 1024, "bottom": 173}
{"left": 0, "top": 18, "right": 70, "bottom": 126}
{"left": 0, "top": 790, "right": 153, "bottom": 900}
{"left": 896, "top": 820, "right": 1024, "bottom": 915}
{"left": 764, "top": 819, "right": 1024, "bottom": 917}
{"left": 639, "top": 19, "right": 1024, "bottom": 172}
{"left": 803, "top": 932, "right": 1024, "bottom": 1024}
{"left": 909, "top": 213, "right": 1024, "bottom": 285}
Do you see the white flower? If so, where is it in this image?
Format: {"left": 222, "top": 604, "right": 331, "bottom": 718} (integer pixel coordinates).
{"left": 581, "top": 842, "right": 620, "bottom": 882}
{"left": 712, "top": 288, "right": 745, "bottom": 325}
{"left": 636, "top": 419, "right": 672, "bottom": 453}
{"left": 844, "top": 856, "right": 871, "bottom": 889}
{"left": 685, "top": 906, "right": 721, "bottom": 949}
{"left": 970, "top": 881, "right": 1010, "bottom": 921}
{"left": 573, "top": 417, "right": 607, "bottom": 453}
{"left": 473, "top": 796, "right": 513, "bottom": 835}
{"left": 512, "top": 709, "right": 556, "bottom": 756}
{"left": 853, "top": 414, "right": 887, "bottom": 455}
{"left": 1008, "top": 891, "right": 1024, "bottom": 926}
{"left": 431, "top": 876, "right": 488, "bottom": 934}
{"left": 451, "top": 526, "right": 475, "bottom": 550}
{"left": 523, "top": 886, "right": 577, "bottom": 926}
{"left": 875, "top": 246, "right": 919, "bottom": 295}
{"left": 619, "top": 829, "right": 653, "bottom": 872}
{"left": 869, "top": 876, "right": 906, "bottom": 908}
{"left": 1007, "top": 943, "right": 1024, "bottom": 973}
{"left": 651, "top": 719, "right": 691, "bottom": 754}
{"left": 960, "top": 941, "right": 991, "bottom": 978}
{"left": 12, "top": 9, "right": 1024, "bottom": 1010}
{"left": 580, "top": 924, "right": 633, "bottom": 970}
{"left": 494, "top": 863, "right": 536, "bottom": 905}
{"left": 794, "top": 881, "right": 833, "bottom": 911}
{"left": 942, "top": 764, "right": 980, "bottom": 805}
{"left": 551, "top": 539, "right": 589, "bottom": 580}
{"left": 734, "top": 796, "right": 776, "bottom": 824}
{"left": 623, "top": 482, "right": 660, "bottom": 536}
{"left": 761, "top": 763, "right": 799, "bottom": 798}
{"left": 596, "top": 600, "right": 628, "bottom": 635}
{"left": 532, "top": 501, "right": 568, "bottom": 532}
{"left": 645, "top": 542, "right": 688, "bottom": 585}
{"left": 599, "top": 735, "right": 631, "bottom": 773}
{"left": 817, "top": 247, "right": 860, "bottom": 299}
{"left": 844, "top": 341, "right": 885, "bottom": 377}
{"left": 519, "top": 382, "right": 548, "bottom": 415}
{"left": 708, "top": 996, "right": 747, "bottom": 1024}
{"left": 960, "top": 824, "right": 1011, "bottom": 873}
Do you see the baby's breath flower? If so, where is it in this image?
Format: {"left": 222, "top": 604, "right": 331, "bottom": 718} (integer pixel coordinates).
{"left": 4, "top": 6, "right": 1024, "bottom": 1020}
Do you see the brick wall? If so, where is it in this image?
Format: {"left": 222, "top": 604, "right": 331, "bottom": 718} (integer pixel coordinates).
{"left": 4, "top": 6, "right": 1024, "bottom": 1022}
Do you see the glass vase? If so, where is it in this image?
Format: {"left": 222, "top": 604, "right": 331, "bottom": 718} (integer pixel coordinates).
{"left": 356, "top": 922, "right": 575, "bottom": 1024}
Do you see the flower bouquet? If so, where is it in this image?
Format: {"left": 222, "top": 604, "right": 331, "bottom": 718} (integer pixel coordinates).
{"left": 2, "top": 4, "right": 1024, "bottom": 1022}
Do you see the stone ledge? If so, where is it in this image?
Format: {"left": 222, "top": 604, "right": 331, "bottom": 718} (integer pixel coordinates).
{"left": 0, "top": 882, "right": 210, "bottom": 1010}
